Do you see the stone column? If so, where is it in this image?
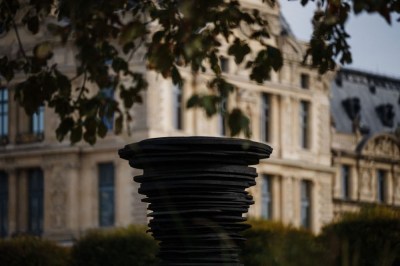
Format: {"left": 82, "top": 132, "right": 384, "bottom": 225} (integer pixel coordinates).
{"left": 280, "top": 176, "right": 293, "bottom": 225}
{"left": 272, "top": 175, "right": 281, "bottom": 220}
{"left": 42, "top": 155, "right": 80, "bottom": 241}
{"left": 6, "top": 169, "right": 17, "bottom": 236}
{"left": 16, "top": 170, "right": 28, "bottom": 233}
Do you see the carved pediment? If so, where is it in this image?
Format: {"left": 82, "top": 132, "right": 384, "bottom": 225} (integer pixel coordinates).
{"left": 361, "top": 134, "right": 400, "bottom": 159}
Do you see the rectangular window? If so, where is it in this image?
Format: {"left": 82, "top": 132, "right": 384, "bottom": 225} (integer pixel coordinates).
{"left": 261, "top": 93, "right": 271, "bottom": 142}
{"left": 341, "top": 165, "right": 351, "bottom": 199}
{"left": 300, "top": 180, "right": 311, "bottom": 229}
{"left": 377, "top": 170, "right": 386, "bottom": 203}
{"left": 300, "top": 74, "right": 310, "bottom": 89}
{"left": 220, "top": 57, "right": 229, "bottom": 73}
{"left": 261, "top": 175, "right": 272, "bottom": 219}
{"left": 31, "top": 106, "right": 44, "bottom": 136}
{"left": 0, "top": 171, "right": 8, "bottom": 238}
{"left": 219, "top": 99, "right": 227, "bottom": 136}
{"left": 98, "top": 163, "right": 115, "bottom": 227}
{"left": 299, "top": 101, "right": 310, "bottom": 149}
{"left": 101, "top": 87, "right": 114, "bottom": 131}
{"left": 0, "top": 87, "right": 8, "bottom": 138}
{"left": 28, "top": 168, "right": 44, "bottom": 236}
{"left": 173, "top": 85, "right": 183, "bottom": 130}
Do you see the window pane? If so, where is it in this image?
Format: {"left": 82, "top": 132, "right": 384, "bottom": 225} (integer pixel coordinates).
{"left": 219, "top": 99, "right": 227, "bottom": 136}
{"left": 301, "top": 74, "right": 310, "bottom": 89}
{"left": 261, "top": 93, "right": 270, "bottom": 142}
{"left": 300, "top": 180, "right": 311, "bottom": 229}
{"left": 341, "top": 165, "right": 350, "bottom": 199}
{"left": 0, "top": 88, "right": 8, "bottom": 137}
{"left": 99, "top": 163, "right": 115, "bottom": 227}
{"left": 173, "top": 85, "right": 183, "bottom": 130}
{"left": 28, "top": 169, "right": 44, "bottom": 236}
{"left": 0, "top": 171, "right": 8, "bottom": 238}
{"left": 377, "top": 170, "right": 386, "bottom": 202}
{"left": 299, "top": 101, "right": 309, "bottom": 149}
{"left": 101, "top": 87, "right": 114, "bottom": 130}
{"left": 31, "top": 106, "right": 44, "bottom": 135}
{"left": 261, "top": 175, "right": 272, "bottom": 219}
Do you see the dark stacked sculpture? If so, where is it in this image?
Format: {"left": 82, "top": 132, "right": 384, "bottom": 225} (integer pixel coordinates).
{"left": 119, "top": 137, "right": 272, "bottom": 266}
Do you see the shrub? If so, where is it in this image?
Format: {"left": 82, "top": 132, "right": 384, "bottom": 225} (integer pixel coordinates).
{"left": 241, "top": 219, "right": 324, "bottom": 266}
{"left": 71, "top": 225, "right": 159, "bottom": 266}
{"left": 320, "top": 206, "right": 400, "bottom": 266}
{"left": 0, "top": 236, "right": 70, "bottom": 266}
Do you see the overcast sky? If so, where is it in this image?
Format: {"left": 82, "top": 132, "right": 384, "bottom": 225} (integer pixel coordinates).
{"left": 279, "top": 0, "right": 400, "bottom": 78}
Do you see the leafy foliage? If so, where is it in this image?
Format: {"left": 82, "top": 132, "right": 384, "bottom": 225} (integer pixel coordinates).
{"left": 71, "top": 225, "right": 159, "bottom": 266}
{"left": 319, "top": 206, "right": 400, "bottom": 266}
{"left": 241, "top": 219, "right": 324, "bottom": 266}
{"left": 0, "top": 0, "right": 398, "bottom": 144}
{"left": 0, "top": 236, "right": 71, "bottom": 266}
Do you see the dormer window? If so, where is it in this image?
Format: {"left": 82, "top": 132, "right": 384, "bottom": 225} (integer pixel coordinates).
{"left": 369, "top": 85, "right": 376, "bottom": 94}
{"left": 376, "top": 104, "right": 395, "bottom": 127}
{"left": 342, "top": 97, "right": 361, "bottom": 121}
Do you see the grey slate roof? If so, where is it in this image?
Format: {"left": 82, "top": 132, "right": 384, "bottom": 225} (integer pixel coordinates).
{"left": 330, "top": 68, "right": 400, "bottom": 135}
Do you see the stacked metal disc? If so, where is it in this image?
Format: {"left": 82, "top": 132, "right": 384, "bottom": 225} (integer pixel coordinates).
{"left": 119, "top": 137, "right": 272, "bottom": 266}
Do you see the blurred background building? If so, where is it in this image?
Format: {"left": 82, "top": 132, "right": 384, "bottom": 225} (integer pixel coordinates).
{"left": 0, "top": 0, "right": 399, "bottom": 242}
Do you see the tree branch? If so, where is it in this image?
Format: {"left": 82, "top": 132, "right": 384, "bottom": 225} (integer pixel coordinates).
{"left": 4, "top": 1, "right": 28, "bottom": 59}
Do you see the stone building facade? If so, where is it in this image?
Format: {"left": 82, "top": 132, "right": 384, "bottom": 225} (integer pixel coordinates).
{"left": 0, "top": 0, "right": 398, "bottom": 241}
{"left": 331, "top": 69, "right": 400, "bottom": 216}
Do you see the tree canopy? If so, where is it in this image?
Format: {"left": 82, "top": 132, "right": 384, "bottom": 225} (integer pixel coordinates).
{"left": 0, "top": 0, "right": 398, "bottom": 144}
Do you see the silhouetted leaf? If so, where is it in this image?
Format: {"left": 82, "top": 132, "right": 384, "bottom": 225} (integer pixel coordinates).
{"left": 112, "top": 57, "right": 128, "bottom": 73}
{"left": 119, "top": 21, "right": 146, "bottom": 46}
{"left": 83, "top": 131, "right": 96, "bottom": 145}
{"left": 114, "top": 115, "right": 123, "bottom": 135}
{"left": 26, "top": 15, "right": 39, "bottom": 34}
{"left": 228, "top": 108, "right": 251, "bottom": 137}
{"left": 56, "top": 117, "right": 74, "bottom": 141}
{"left": 171, "top": 66, "right": 183, "bottom": 87}
{"left": 187, "top": 94, "right": 200, "bottom": 108}
{"left": 0, "top": 56, "right": 14, "bottom": 82}
{"left": 98, "top": 121, "right": 108, "bottom": 138}
{"left": 228, "top": 38, "right": 251, "bottom": 64}
{"left": 70, "top": 125, "right": 83, "bottom": 144}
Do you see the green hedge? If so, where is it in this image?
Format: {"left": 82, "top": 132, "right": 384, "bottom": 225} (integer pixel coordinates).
{"left": 2, "top": 209, "right": 400, "bottom": 266}
{"left": 241, "top": 220, "right": 324, "bottom": 266}
{"left": 0, "top": 236, "right": 70, "bottom": 266}
{"left": 71, "top": 225, "right": 159, "bottom": 266}
{"left": 319, "top": 207, "right": 400, "bottom": 266}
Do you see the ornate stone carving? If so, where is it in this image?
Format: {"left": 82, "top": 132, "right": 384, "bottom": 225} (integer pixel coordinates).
{"left": 238, "top": 88, "right": 257, "bottom": 104}
{"left": 362, "top": 134, "right": 400, "bottom": 159}
{"left": 49, "top": 165, "right": 68, "bottom": 229}
{"left": 360, "top": 167, "right": 373, "bottom": 198}
{"left": 41, "top": 155, "right": 79, "bottom": 230}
